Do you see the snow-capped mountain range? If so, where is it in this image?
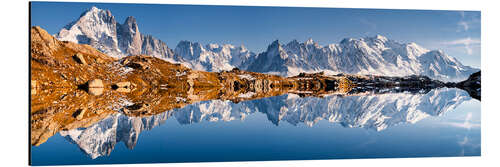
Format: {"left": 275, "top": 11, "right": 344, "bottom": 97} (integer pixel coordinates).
{"left": 60, "top": 88, "right": 470, "bottom": 159}
{"left": 247, "top": 36, "right": 478, "bottom": 82}
{"left": 174, "top": 41, "right": 256, "bottom": 71}
{"left": 55, "top": 6, "right": 478, "bottom": 82}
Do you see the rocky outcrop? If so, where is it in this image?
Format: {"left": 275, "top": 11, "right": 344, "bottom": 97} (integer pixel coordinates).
{"left": 30, "top": 26, "right": 118, "bottom": 91}
{"left": 72, "top": 108, "right": 87, "bottom": 120}
{"left": 449, "top": 71, "right": 481, "bottom": 100}
{"left": 73, "top": 53, "right": 87, "bottom": 65}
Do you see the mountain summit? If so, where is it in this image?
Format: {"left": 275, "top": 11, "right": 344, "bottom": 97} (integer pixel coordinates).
{"left": 56, "top": 6, "right": 175, "bottom": 59}
{"left": 56, "top": 7, "right": 478, "bottom": 82}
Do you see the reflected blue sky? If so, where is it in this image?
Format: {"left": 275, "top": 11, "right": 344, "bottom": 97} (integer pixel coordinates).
{"left": 31, "top": 88, "right": 481, "bottom": 166}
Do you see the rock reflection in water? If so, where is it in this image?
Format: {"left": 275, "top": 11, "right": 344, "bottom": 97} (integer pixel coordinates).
{"left": 30, "top": 26, "right": 480, "bottom": 160}
{"left": 57, "top": 87, "right": 470, "bottom": 159}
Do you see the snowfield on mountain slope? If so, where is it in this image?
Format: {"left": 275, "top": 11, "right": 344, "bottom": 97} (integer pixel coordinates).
{"left": 56, "top": 6, "right": 479, "bottom": 82}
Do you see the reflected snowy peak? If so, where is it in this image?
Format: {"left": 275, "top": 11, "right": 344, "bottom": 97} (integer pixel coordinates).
{"left": 59, "top": 88, "right": 471, "bottom": 159}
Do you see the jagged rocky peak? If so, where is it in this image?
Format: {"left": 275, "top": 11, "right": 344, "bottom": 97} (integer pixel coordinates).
{"left": 81, "top": 6, "right": 115, "bottom": 24}
{"left": 266, "top": 40, "right": 287, "bottom": 56}
{"left": 57, "top": 6, "right": 118, "bottom": 45}
{"left": 174, "top": 40, "right": 203, "bottom": 60}
{"left": 117, "top": 16, "right": 143, "bottom": 56}
{"left": 68, "top": 6, "right": 116, "bottom": 30}
{"left": 286, "top": 39, "right": 300, "bottom": 47}
{"left": 338, "top": 35, "right": 389, "bottom": 47}
{"left": 268, "top": 40, "right": 288, "bottom": 57}
{"left": 206, "top": 43, "right": 221, "bottom": 50}
{"left": 339, "top": 37, "right": 356, "bottom": 45}
{"left": 205, "top": 43, "right": 231, "bottom": 54}
{"left": 305, "top": 38, "right": 315, "bottom": 45}
{"left": 56, "top": 6, "right": 175, "bottom": 59}
{"left": 237, "top": 44, "right": 248, "bottom": 52}
{"left": 372, "top": 34, "right": 389, "bottom": 42}
{"left": 267, "top": 39, "right": 282, "bottom": 50}
{"left": 286, "top": 38, "right": 323, "bottom": 51}
{"left": 120, "top": 16, "right": 139, "bottom": 35}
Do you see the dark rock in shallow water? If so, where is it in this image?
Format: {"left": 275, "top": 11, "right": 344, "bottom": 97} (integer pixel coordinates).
{"left": 455, "top": 71, "right": 481, "bottom": 100}
{"left": 345, "top": 74, "right": 446, "bottom": 95}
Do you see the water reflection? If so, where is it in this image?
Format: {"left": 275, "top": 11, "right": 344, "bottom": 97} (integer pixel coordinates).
{"left": 55, "top": 87, "right": 473, "bottom": 159}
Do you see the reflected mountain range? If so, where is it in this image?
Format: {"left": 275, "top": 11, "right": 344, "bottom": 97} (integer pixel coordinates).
{"left": 59, "top": 88, "right": 471, "bottom": 159}
{"left": 30, "top": 26, "right": 479, "bottom": 160}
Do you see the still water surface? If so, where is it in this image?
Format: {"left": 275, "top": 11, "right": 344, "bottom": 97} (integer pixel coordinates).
{"left": 31, "top": 88, "right": 480, "bottom": 165}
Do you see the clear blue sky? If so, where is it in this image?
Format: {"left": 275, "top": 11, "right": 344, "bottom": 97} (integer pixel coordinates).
{"left": 30, "top": 2, "right": 481, "bottom": 68}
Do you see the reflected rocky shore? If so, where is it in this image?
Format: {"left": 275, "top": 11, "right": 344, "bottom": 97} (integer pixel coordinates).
{"left": 30, "top": 26, "right": 481, "bottom": 159}
{"left": 51, "top": 87, "right": 472, "bottom": 159}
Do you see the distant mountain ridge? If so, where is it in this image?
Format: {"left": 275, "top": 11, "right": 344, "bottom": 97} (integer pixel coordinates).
{"left": 55, "top": 6, "right": 479, "bottom": 82}
{"left": 174, "top": 41, "right": 256, "bottom": 71}
{"left": 246, "top": 36, "right": 478, "bottom": 82}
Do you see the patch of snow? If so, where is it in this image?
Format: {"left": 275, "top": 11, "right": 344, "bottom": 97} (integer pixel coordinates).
{"left": 238, "top": 92, "right": 256, "bottom": 98}
{"left": 118, "top": 66, "right": 134, "bottom": 76}
{"left": 175, "top": 97, "right": 187, "bottom": 103}
{"left": 286, "top": 93, "right": 300, "bottom": 100}
{"left": 176, "top": 71, "right": 187, "bottom": 77}
{"left": 237, "top": 74, "right": 255, "bottom": 80}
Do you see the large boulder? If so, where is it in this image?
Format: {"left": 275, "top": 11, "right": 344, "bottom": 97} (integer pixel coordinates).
{"left": 86, "top": 79, "right": 104, "bottom": 95}
{"left": 73, "top": 53, "right": 87, "bottom": 65}
{"left": 114, "top": 81, "right": 130, "bottom": 88}
{"left": 456, "top": 71, "right": 481, "bottom": 100}
{"left": 88, "top": 79, "right": 103, "bottom": 88}
{"left": 72, "top": 108, "right": 87, "bottom": 120}
{"left": 88, "top": 87, "right": 104, "bottom": 96}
